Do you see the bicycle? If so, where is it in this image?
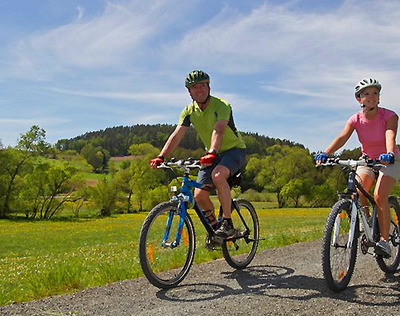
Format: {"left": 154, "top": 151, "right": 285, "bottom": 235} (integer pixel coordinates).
{"left": 139, "top": 158, "right": 259, "bottom": 289}
{"left": 319, "top": 157, "right": 400, "bottom": 292}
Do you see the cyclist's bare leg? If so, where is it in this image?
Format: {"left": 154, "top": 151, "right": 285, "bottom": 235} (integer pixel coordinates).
{"left": 194, "top": 187, "right": 219, "bottom": 227}
{"left": 357, "top": 172, "right": 375, "bottom": 217}
{"left": 211, "top": 165, "right": 231, "bottom": 219}
{"left": 194, "top": 187, "right": 214, "bottom": 211}
{"left": 374, "top": 174, "right": 397, "bottom": 241}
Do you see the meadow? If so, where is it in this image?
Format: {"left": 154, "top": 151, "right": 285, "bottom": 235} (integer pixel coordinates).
{"left": 0, "top": 206, "right": 330, "bottom": 306}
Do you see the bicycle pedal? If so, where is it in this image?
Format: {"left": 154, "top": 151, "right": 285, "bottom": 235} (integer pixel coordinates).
{"left": 205, "top": 235, "right": 222, "bottom": 251}
{"left": 374, "top": 247, "right": 391, "bottom": 258}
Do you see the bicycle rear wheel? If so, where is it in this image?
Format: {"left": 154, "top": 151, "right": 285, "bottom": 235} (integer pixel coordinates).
{"left": 376, "top": 196, "right": 400, "bottom": 273}
{"left": 322, "top": 199, "right": 358, "bottom": 292}
{"left": 139, "top": 201, "right": 196, "bottom": 289}
{"left": 222, "top": 199, "right": 259, "bottom": 269}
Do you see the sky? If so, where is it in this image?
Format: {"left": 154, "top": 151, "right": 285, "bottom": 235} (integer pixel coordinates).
{"left": 1, "top": 0, "right": 400, "bottom": 153}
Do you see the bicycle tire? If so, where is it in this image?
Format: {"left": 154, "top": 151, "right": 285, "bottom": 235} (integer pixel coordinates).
{"left": 222, "top": 199, "right": 259, "bottom": 269}
{"left": 322, "top": 199, "right": 359, "bottom": 292}
{"left": 376, "top": 196, "right": 400, "bottom": 273}
{"left": 139, "top": 201, "right": 196, "bottom": 289}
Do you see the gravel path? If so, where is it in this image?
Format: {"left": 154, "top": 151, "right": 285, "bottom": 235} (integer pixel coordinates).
{"left": 1, "top": 239, "right": 400, "bottom": 316}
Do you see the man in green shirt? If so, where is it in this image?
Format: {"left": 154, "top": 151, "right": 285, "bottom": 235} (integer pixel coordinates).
{"left": 150, "top": 70, "right": 246, "bottom": 238}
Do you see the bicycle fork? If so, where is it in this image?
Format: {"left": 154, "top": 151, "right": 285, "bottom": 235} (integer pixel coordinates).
{"left": 332, "top": 199, "right": 358, "bottom": 249}
{"left": 162, "top": 200, "right": 188, "bottom": 249}
{"left": 333, "top": 199, "right": 379, "bottom": 250}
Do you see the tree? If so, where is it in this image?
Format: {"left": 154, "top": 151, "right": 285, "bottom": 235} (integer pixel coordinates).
{"left": 90, "top": 177, "right": 119, "bottom": 216}
{"left": 64, "top": 179, "right": 89, "bottom": 218}
{"left": 129, "top": 157, "right": 166, "bottom": 211}
{"left": 128, "top": 143, "right": 158, "bottom": 157}
{"left": 126, "top": 143, "right": 168, "bottom": 211}
{"left": 80, "top": 143, "right": 110, "bottom": 173}
{"left": 0, "top": 148, "right": 33, "bottom": 218}
{"left": 0, "top": 126, "right": 57, "bottom": 218}
{"left": 281, "top": 178, "right": 313, "bottom": 207}
{"left": 18, "top": 162, "right": 79, "bottom": 219}
{"left": 115, "top": 167, "right": 134, "bottom": 213}
{"left": 247, "top": 145, "right": 315, "bottom": 208}
{"left": 16, "top": 125, "right": 50, "bottom": 154}
{"left": 308, "top": 167, "right": 346, "bottom": 207}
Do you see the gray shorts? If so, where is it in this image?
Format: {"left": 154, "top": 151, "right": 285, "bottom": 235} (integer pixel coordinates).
{"left": 197, "top": 148, "right": 246, "bottom": 185}
{"left": 357, "top": 155, "right": 400, "bottom": 181}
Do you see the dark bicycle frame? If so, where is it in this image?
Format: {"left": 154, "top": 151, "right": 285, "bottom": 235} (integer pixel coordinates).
{"left": 323, "top": 158, "right": 393, "bottom": 250}
{"left": 340, "top": 161, "right": 380, "bottom": 246}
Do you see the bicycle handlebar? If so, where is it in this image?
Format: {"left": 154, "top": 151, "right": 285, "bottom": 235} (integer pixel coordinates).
{"left": 157, "top": 158, "right": 201, "bottom": 171}
{"left": 318, "top": 157, "right": 386, "bottom": 170}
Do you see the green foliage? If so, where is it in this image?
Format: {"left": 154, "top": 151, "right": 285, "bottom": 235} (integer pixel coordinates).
{"left": 281, "top": 178, "right": 313, "bottom": 207}
{"left": 340, "top": 147, "right": 362, "bottom": 159}
{"left": 4, "top": 124, "right": 387, "bottom": 217}
{"left": 16, "top": 125, "right": 50, "bottom": 154}
{"left": 308, "top": 167, "right": 347, "bottom": 207}
{"left": 89, "top": 177, "right": 119, "bottom": 216}
{"left": 80, "top": 143, "right": 110, "bottom": 173}
{"left": 64, "top": 185, "right": 90, "bottom": 218}
{"left": 128, "top": 143, "right": 158, "bottom": 157}
{"left": 55, "top": 124, "right": 304, "bottom": 157}
{"left": 17, "top": 162, "right": 80, "bottom": 219}
{"left": 128, "top": 157, "right": 166, "bottom": 211}
{"left": 247, "top": 145, "right": 315, "bottom": 208}
{"left": 0, "top": 148, "right": 34, "bottom": 218}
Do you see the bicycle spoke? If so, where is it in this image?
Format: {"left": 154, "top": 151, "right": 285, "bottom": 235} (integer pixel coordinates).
{"left": 222, "top": 199, "right": 259, "bottom": 269}
{"left": 376, "top": 198, "right": 400, "bottom": 273}
{"left": 139, "top": 201, "right": 196, "bottom": 288}
{"left": 322, "top": 199, "right": 358, "bottom": 292}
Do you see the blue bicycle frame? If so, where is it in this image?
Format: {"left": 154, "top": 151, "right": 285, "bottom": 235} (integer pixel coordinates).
{"left": 162, "top": 172, "right": 206, "bottom": 249}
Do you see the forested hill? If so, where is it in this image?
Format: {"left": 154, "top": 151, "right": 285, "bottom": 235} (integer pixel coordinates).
{"left": 55, "top": 124, "right": 305, "bottom": 156}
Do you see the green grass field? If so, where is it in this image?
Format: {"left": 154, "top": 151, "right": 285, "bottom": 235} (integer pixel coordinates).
{"left": 0, "top": 207, "right": 330, "bottom": 306}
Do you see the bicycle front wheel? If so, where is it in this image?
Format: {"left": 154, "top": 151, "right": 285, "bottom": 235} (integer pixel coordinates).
{"left": 222, "top": 199, "right": 259, "bottom": 269}
{"left": 139, "top": 201, "right": 196, "bottom": 289}
{"left": 322, "top": 199, "right": 358, "bottom": 292}
{"left": 376, "top": 196, "right": 400, "bottom": 273}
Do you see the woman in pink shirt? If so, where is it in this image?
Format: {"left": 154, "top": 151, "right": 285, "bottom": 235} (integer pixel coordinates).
{"left": 315, "top": 78, "right": 400, "bottom": 257}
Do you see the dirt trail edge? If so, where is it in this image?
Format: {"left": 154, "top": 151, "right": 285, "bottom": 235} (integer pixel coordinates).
{"left": 1, "top": 239, "right": 400, "bottom": 316}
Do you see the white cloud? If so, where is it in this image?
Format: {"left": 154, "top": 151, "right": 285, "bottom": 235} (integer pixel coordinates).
{"left": 10, "top": 0, "right": 186, "bottom": 80}
{"left": 167, "top": 1, "right": 400, "bottom": 103}
{"left": 49, "top": 87, "right": 189, "bottom": 107}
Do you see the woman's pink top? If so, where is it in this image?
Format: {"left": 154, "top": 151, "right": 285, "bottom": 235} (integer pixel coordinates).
{"left": 347, "top": 107, "right": 399, "bottom": 159}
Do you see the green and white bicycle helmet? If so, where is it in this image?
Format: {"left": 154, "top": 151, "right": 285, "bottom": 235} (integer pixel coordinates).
{"left": 185, "top": 70, "right": 210, "bottom": 88}
{"left": 354, "top": 78, "right": 381, "bottom": 98}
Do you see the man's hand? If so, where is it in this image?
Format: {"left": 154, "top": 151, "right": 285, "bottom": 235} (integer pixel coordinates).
{"left": 314, "top": 151, "right": 328, "bottom": 165}
{"left": 149, "top": 155, "right": 164, "bottom": 168}
{"left": 379, "top": 152, "right": 395, "bottom": 164}
{"left": 200, "top": 152, "right": 217, "bottom": 167}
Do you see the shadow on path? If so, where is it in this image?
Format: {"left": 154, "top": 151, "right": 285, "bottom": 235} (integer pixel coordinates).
{"left": 157, "top": 264, "right": 400, "bottom": 307}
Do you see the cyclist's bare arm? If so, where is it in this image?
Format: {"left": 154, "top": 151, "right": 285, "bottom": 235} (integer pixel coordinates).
{"left": 159, "top": 125, "right": 189, "bottom": 157}
{"left": 325, "top": 122, "right": 355, "bottom": 155}
{"left": 209, "top": 119, "right": 228, "bottom": 152}
{"left": 385, "top": 114, "right": 398, "bottom": 153}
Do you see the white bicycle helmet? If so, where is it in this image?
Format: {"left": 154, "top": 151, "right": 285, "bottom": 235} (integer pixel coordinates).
{"left": 354, "top": 78, "right": 381, "bottom": 98}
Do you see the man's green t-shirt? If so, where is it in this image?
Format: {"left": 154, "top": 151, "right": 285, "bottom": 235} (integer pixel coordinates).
{"left": 178, "top": 96, "right": 246, "bottom": 153}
